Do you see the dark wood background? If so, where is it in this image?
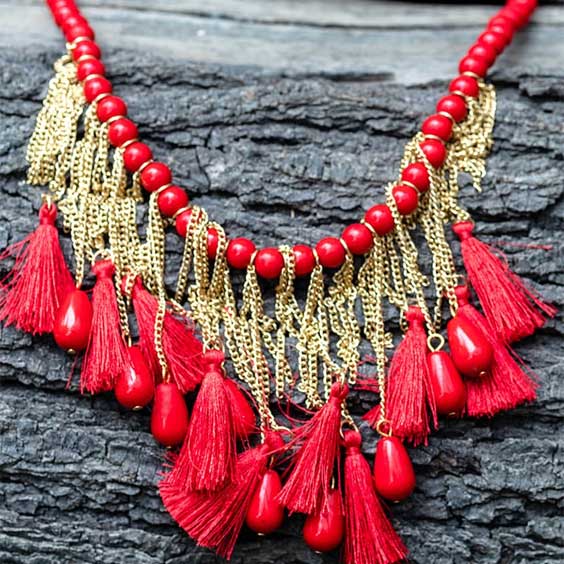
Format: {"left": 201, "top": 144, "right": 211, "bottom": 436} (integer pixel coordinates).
{"left": 0, "top": 1, "right": 562, "bottom": 563}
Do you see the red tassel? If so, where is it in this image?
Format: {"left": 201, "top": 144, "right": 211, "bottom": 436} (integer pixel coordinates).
{"left": 343, "top": 430, "right": 408, "bottom": 564}
{"left": 277, "top": 381, "right": 348, "bottom": 515}
{"left": 453, "top": 221, "right": 556, "bottom": 343}
{"left": 129, "top": 277, "right": 203, "bottom": 392}
{"left": 385, "top": 306, "right": 437, "bottom": 446}
{"left": 80, "top": 260, "right": 128, "bottom": 394}
{"left": 0, "top": 203, "right": 73, "bottom": 334}
{"left": 167, "top": 350, "right": 236, "bottom": 492}
{"left": 159, "top": 431, "right": 284, "bottom": 560}
{"left": 454, "top": 286, "right": 537, "bottom": 417}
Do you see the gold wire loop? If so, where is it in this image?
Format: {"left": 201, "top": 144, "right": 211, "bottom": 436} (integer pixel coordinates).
{"left": 427, "top": 333, "right": 445, "bottom": 352}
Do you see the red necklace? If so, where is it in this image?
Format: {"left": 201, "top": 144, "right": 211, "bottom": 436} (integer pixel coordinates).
{"left": 1, "top": 1, "right": 554, "bottom": 563}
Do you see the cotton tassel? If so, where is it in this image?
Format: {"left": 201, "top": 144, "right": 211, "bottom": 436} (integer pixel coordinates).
{"left": 453, "top": 221, "right": 556, "bottom": 343}
{"left": 454, "top": 286, "right": 537, "bottom": 417}
{"left": 167, "top": 350, "right": 237, "bottom": 492}
{"left": 277, "top": 381, "right": 348, "bottom": 515}
{"left": 129, "top": 277, "right": 203, "bottom": 392}
{"left": 343, "top": 430, "right": 408, "bottom": 564}
{"left": 159, "top": 431, "right": 284, "bottom": 560}
{"left": 0, "top": 202, "right": 73, "bottom": 335}
{"left": 384, "top": 306, "right": 437, "bottom": 446}
{"left": 80, "top": 260, "right": 128, "bottom": 394}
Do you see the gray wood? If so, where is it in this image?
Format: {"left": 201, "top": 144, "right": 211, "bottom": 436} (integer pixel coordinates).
{"left": 0, "top": 1, "right": 562, "bottom": 563}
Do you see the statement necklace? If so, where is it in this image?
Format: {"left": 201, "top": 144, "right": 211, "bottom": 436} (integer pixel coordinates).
{"left": 0, "top": 0, "right": 554, "bottom": 562}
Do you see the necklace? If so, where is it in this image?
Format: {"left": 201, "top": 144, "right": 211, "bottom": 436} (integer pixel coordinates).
{"left": 0, "top": 0, "right": 554, "bottom": 562}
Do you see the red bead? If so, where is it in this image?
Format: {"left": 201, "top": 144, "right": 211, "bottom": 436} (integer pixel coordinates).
{"left": 255, "top": 247, "right": 284, "bottom": 279}
{"left": 316, "top": 237, "right": 345, "bottom": 269}
{"left": 96, "top": 96, "right": 127, "bottom": 122}
{"left": 420, "top": 139, "right": 447, "bottom": 168}
{"left": 499, "top": 6, "right": 528, "bottom": 28}
{"left": 83, "top": 76, "right": 111, "bottom": 103}
{"left": 53, "top": 289, "right": 92, "bottom": 352}
{"left": 342, "top": 223, "right": 373, "bottom": 255}
{"left": 401, "top": 162, "right": 430, "bottom": 193}
{"left": 303, "top": 489, "right": 345, "bottom": 553}
{"left": 427, "top": 351, "right": 466, "bottom": 416}
{"left": 65, "top": 24, "right": 95, "bottom": 42}
{"left": 246, "top": 470, "right": 285, "bottom": 535}
{"left": 123, "top": 142, "right": 153, "bottom": 172}
{"left": 157, "top": 185, "right": 189, "bottom": 217}
{"left": 140, "top": 162, "right": 172, "bottom": 192}
{"left": 364, "top": 204, "right": 395, "bottom": 236}
{"left": 150, "top": 382, "right": 189, "bottom": 447}
{"left": 72, "top": 40, "right": 101, "bottom": 61}
{"left": 447, "top": 313, "right": 493, "bottom": 379}
{"left": 207, "top": 228, "right": 219, "bottom": 259}
{"left": 175, "top": 208, "right": 193, "bottom": 237}
{"left": 459, "top": 55, "right": 489, "bottom": 78}
{"left": 226, "top": 238, "right": 256, "bottom": 270}
{"left": 489, "top": 14, "right": 516, "bottom": 31}
{"left": 62, "top": 15, "right": 88, "bottom": 34}
{"left": 478, "top": 30, "right": 508, "bottom": 54}
{"left": 115, "top": 346, "right": 155, "bottom": 410}
{"left": 108, "top": 118, "right": 138, "bottom": 147}
{"left": 293, "top": 244, "right": 316, "bottom": 277}
{"left": 373, "top": 436, "right": 416, "bottom": 502}
{"left": 76, "top": 59, "right": 105, "bottom": 82}
{"left": 468, "top": 43, "right": 497, "bottom": 67}
{"left": 392, "top": 184, "right": 419, "bottom": 215}
{"left": 422, "top": 114, "right": 452, "bottom": 141}
{"left": 53, "top": 5, "right": 79, "bottom": 26}
{"left": 224, "top": 379, "right": 256, "bottom": 440}
{"left": 449, "top": 75, "right": 479, "bottom": 98}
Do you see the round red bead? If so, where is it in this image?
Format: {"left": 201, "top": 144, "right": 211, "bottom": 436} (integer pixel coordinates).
{"left": 468, "top": 43, "right": 497, "bottom": 67}
{"left": 96, "top": 96, "right": 127, "bottom": 122}
{"left": 140, "top": 162, "right": 172, "bottom": 192}
{"left": 226, "top": 238, "right": 256, "bottom": 270}
{"left": 53, "top": 289, "right": 92, "bottom": 352}
{"left": 459, "top": 55, "right": 489, "bottom": 78}
{"left": 255, "top": 247, "right": 285, "bottom": 279}
{"left": 449, "top": 75, "right": 479, "bottom": 98}
{"left": 76, "top": 59, "right": 105, "bottom": 82}
{"left": 115, "top": 346, "right": 155, "bottom": 410}
{"left": 62, "top": 15, "right": 88, "bottom": 34}
{"left": 207, "top": 228, "right": 219, "bottom": 259}
{"left": 373, "top": 436, "right": 416, "bottom": 502}
{"left": 420, "top": 139, "right": 447, "bottom": 168}
{"left": 72, "top": 40, "right": 101, "bottom": 61}
{"left": 422, "top": 113, "right": 452, "bottom": 141}
{"left": 175, "top": 208, "right": 193, "bottom": 237}
{"left": 246, "top": 470, "right": 284, "bottom": 535}
{"left": 427, "top": 350, "right": 466, "bottom": 416}
{"left": 478, "top": 30, "right": 508, "bottom": 54}
{"left": 150, "top": 382, "right": 189, "bottom": 447}
{"left": 401, "top": 162, "right": 430, "bottom": 193}
{"left": 157, "top": 185, "right": 189, "bottom": 217}
{"left": 53, "top": 6, "right": 79, "bottom": 26}
{"left": 303, "top": 489, "right": 345, "bottom": 553}
{"left": 293, "top": 244, "right": 316, "bottom": 277}
{"left": 66, "top": 24, "right": 95, "bottom": 42}
{"left": 364, "top": 204, "right": 395, "bottom": 236}
{"left": 108, "top": 118, "right": 138, "bottom": 147}
{"left": 392, "top": 184, "right": 419, "bottom": 215}
{"left": 123, "top": 142, "right": 153, "bottom": 172}
{"left": 83, "top": 76, "right": 111, "bottom": 103}
{"left": 342, "top": 223, "right": 373, "bottom": 255}
{"left": 316, "top": 237, "right": 346, "bottom": 269}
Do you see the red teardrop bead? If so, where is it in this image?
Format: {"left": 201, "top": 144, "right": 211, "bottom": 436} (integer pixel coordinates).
{"left": 447, "top": 313, "right": 493, "bottom": 379}
{"left": 53, "top": 289, "right": 92, "bottom": 352}
{"left": 303, "top": 488, "right": 345, "bottom": 553}
{"left": 224, "top": 378, "right": 256, "bottom": 440}
{"left": 373, "top": 436, "right": 416, "bottom": 502}
{"left": 427, "top": 350, "right": 466, "bottom": 416}
{"left": 150, "top": 382, "right": 189, "bottom": 447}
{"left": 115, "top": 346, "right": 155, "bottom": 410}
{"left": 245, "top": 469, "right": 285, "bottom": 535}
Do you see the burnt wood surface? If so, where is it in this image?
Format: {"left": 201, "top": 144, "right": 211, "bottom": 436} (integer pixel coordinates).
{"left": 0, "top": 1, "right": 563, "bottom": 563}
